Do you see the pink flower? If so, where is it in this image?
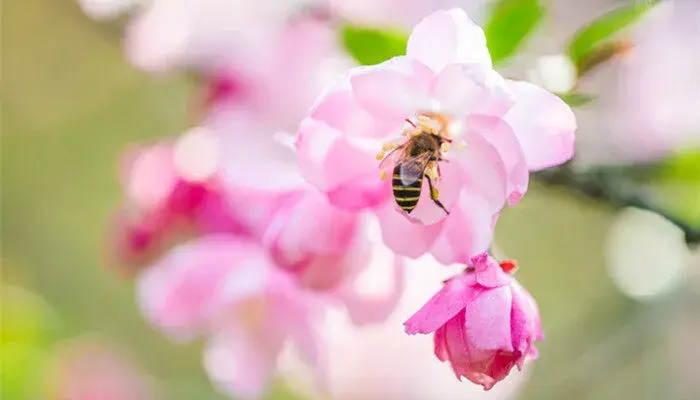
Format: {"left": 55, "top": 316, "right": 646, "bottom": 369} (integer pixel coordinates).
{"left": 278, "top": 253, "right": 530, "bottom": 400}
{"left": 296, "top": 8, "right": 576, "bottom": 263}
{"left": 106, "top": 134, "right": 246, "bottom": 273}
{"left": 137, "top": 235, "right": 325, "bottom": 399}
{"left": 578, "top": 0, "right": 699, "bottom": 166}
{"left": 44, "top": 336, "right": 154, "bottom": 400}
{"left": 404, "top": 253, "right": 543, "bottom": 390}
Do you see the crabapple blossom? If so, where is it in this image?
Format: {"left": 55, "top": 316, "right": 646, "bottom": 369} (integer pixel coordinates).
{"left": 137, "top": 236, "right": 326, "bottom": 399}
{"left": 575, "top": 0, "right": 699, "bottom": 166}
{"left": 43, "top": 337, "right": 154, "bottom": 400}
{"left": 295, "top": 8, "right": 576, "bottom": 263}
{"left": 277, "top": 251, "right": 531, "bottom": 400}
{"left": 404, "top": 253, "right": 543, "bottom": 390}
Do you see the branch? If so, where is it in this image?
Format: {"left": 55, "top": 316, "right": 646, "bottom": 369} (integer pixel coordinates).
{"left": 533, "top": 164, "right": 700, "bottom": 245}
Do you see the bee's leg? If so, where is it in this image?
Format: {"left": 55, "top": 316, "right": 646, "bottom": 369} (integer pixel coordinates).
{"left": 426, "top": 175, "right": 449, "bottom": 215}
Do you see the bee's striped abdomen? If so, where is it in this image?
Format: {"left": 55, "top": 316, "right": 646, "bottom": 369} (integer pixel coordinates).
{"left": 392, "top": 165, "right": 422, "bottom": 213}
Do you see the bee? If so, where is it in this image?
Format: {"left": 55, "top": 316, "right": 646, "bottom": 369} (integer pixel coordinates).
{"left": 379, "top": 117, "right": 450, "bottom": 215}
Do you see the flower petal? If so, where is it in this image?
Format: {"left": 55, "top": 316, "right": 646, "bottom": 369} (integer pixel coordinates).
{"left": 510, "top": 281, "right": 544, "bottom": 369}
{"left": 469, "top": 115, "right": 529, "bottom": 205}
{"left": 310, "top": 87, "right": 394, "bottom": 139}
{"left": 430, "top": 193, "right": 494, "bottom": 265}
{"left": 449, "top": 125, "right": 508, "bottom": 214}
{"left": 204, "top": 327, "right": 284, "bottom": 400}
{"left": 463, "top": 286, "right": 514, "bottom": 352}
{"left": 407, "top": 8, "right": 492, "bottom": 73}
{"left": 350, "top": 56, "right": 434, "bottom": 124}
{"left": 375, "top": 201, "right": 444, "bottom": 258}
{"left": 504, "top": 81, "right": 577, "bottom": 171}
{"left": 136, "top": 236, "right": 269, "bottom": 340}
{"left": 402, "top": 158, "right": 463, "bottom": 226}
{"left": 470, "top": 253, "right": 514, "bottom": 288}
{"left": 296, "top": 118, "right": 386, "bottom": 210}
{"left": 404, "top": 273, "right": 483, "bottom": 335}
{"left": 430, "top": 64, "right": 514, "bottom": 118}
{"left": 434, "top": 325, "right": 450, "bottom": 362}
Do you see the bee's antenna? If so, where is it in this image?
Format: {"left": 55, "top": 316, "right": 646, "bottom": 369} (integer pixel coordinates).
{"left": 405, "top": 118, "right": 417, "bottom": 127}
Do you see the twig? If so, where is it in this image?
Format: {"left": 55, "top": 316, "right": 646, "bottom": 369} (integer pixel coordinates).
{"left": 533, "top": 164, "right": 700, "bottom": 245}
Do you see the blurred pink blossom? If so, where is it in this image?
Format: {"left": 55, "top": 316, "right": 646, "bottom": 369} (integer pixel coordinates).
{"left": 331, "top": 0, "right": 492, "bottom": 28}
{"left": 138, "top": 235, "right": 325, "bottom": 399}
{"left": 44, "top": 337, "right": 154, "bottom": 400}
{"left": 278, "top": 252, "right": 531, "bottom": 399}
{"left": 404, "top": 254, "right": 543, "bottom": 390}
{"left": 127, "top": 122, "right": 405, "bottom": 398}
{"left": 295, "top": 9, "right": 576, "bottom": 263}
{"left": 578, "top": 0, "right": 700, "bottom": 166}
{"left": 106, "top": 133, "right": 246, "bottom": 273}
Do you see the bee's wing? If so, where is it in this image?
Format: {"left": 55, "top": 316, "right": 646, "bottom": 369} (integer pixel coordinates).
{"left": 378, "top": 143, "right": 409, "bottom": 170}
{"left": 397, "top": 152, "right": 432, "bottom": 186}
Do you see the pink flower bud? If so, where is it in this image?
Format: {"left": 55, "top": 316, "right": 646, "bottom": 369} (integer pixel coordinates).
{"left": 404, "top": 253, "right": 543, "bottom": 390}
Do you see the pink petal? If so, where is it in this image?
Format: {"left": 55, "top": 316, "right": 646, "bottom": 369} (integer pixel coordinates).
{"left": 401, "top": 158, "right": 463, "bottom": 226}
{"left": 296, "top": 118, "right": 385, "bottom": 210}
{"left": 204, "top": 327, "right": 284, "bottom": 400}
{"left": 430, "top": 64, "right": 514, "bottom": 118}
{"left": 510, "top": 281, "right": 544, "bottom": 368}
{"left": 310, "top": 87, "right": 394, "bottom": 139}
{"left": 430, "top": 193, "right": 494, "bottom": 265}
{"left": 124, "top": 0, "right": 191, "bottom": 73}
{"left": 504, "top": 81, "right": 577, "bottom": 171}
{"left": 350, "top": 56, "right": 434, "bottom": 124}
{"left": 469, "top": 115, "right": 529, "bottom": 205}
{"left": 136, "top": 236, "right": 269, "bottom": 340}
{"left": 463, "top": 286, "right": 514, "bottom": 352}
{"left": 434, "top": 325, "right": 450, "bottom": 362}
{"left": 341, "top": 252, "right": 405, "bottom": 326}
{"left": 407, "top": 8, "right": 492, "bottom": 73}
{"left": 122, "top": 143, "right": 178, "bottom": 212}
{"left": 449, "top": 125, "right": 508, "bottom": 214}
{"left": 404, "top": 273, "right": 483, "bottom": 335}
{"left": 470, "top": 253, "right": 514, "bottom": 288}
{"left": 375, "top": 201, "right": 444, "bottom": 258}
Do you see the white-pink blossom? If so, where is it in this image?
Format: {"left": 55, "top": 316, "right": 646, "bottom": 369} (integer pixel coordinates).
{"left": 295, "top": 9, "right": 576, "bottom": 263}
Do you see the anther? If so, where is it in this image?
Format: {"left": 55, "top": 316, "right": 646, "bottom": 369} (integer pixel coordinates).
{"left": 382, "top": 143, "right": 397, "bottom": 151}
{"left": 456, "top": 140, "right": 467, "bottom": 150}
{"left": 440, "top": 142, "right": 451, "bottom": 153}
{"left": 379, "top": 170, "right": 388, "bottom": 180}
{"left": 376, "top": 151, "right": 386, "bottom": 161}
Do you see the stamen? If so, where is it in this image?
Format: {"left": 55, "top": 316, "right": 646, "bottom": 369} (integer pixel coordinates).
{"left": 382, "top": 143, "right": 397, "bottom": 151}
{"left": 379, "top": 170, "right": 387, "bottom": 180}
{"left": 440, "top": 142, "right": 451, "bottom": 153}
{"left": 376, "top": 151, "right": 386, "bottom": 161}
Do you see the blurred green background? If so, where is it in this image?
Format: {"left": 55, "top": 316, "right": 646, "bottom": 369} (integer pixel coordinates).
{"left": 2, "top": 0, "right": 698, "bottom": 399}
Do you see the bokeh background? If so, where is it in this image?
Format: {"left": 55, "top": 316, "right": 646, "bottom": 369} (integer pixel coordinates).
{"left": 2, "top": 0, "right": 699, "bottom": 399}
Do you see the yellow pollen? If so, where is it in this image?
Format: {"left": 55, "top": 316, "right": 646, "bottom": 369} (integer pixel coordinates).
{"left": 457, "top": 140, "right": 467, "bottom": 150}
{"left": 440, "top": 142, "right": 451, "bottom": 153}
{"left": 425, "top": 167, "right": 438, "bottom": 181}
{"left": 376, "top": 151, "right": 386, "bottom": 161}
{"left": 379, "top": 170, "right": 388, "bottom": 180}
{"left": 382, "top": 143, "right": 397, "bottom": 151}
{"left": 411, "top": 129, "right": 422, "bottom": 136}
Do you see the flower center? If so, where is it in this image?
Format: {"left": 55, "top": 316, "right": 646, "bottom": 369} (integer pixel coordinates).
{"left": 377, "top": 112, "right": 466, "bottom": 181}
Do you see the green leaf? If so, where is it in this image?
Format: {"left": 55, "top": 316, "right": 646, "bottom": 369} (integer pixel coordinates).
{"left": 656, "top": 149, "right": 700, "bottom": 183}
{"left": 484, "top": 0, "right": 546, "bottom": 65}
{"left": 568, "top": 2, "right": 658, "bottom": 66}
{"left": 557, "top": 92, "right": 596, "bottom": 107}
{"left": 341, "top": 25, "right": 408, "bottom": 66}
